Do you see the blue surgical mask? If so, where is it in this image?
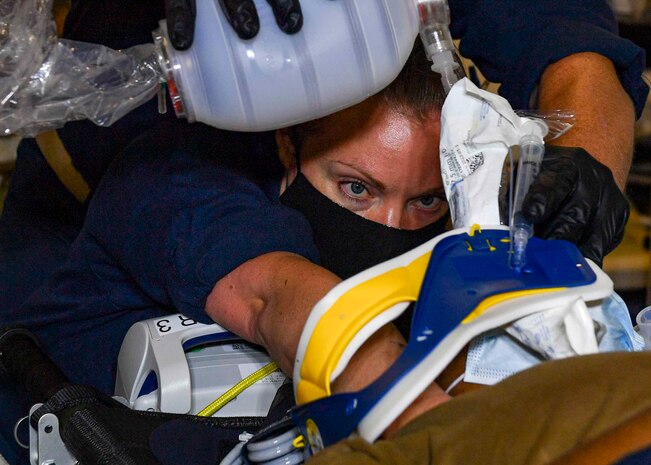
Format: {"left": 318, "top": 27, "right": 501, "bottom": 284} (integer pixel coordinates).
{"left": 591, "top": 293, "right": 645, "bottom": 351}
{"left": 464, "top": 293, "right": 644, "bottom": 386}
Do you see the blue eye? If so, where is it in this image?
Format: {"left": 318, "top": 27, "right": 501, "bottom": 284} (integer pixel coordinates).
{"left": 339, "top": 180, "right": 371, "bottom": 203}
{"left": 415, "top": 195, "right": 443, "bottom": 210}
{"left": 419, "top": 195, "right": 435, "bottom": 206}
{"left": 349, "top": 181, "right": 366, "bottom": 195}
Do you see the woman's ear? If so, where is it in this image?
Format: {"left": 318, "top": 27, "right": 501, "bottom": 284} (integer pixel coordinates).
{"left": 276, "top": 128, "right": 297, "bottom": 170}
{"left": 276, "top": 128, "right": 298, "bottom": 193}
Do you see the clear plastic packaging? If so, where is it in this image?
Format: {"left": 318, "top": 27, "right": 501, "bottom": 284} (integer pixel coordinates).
{"left": 0, "top": 0, "right": 163, "bottom": 136}
{"left": 439, "top": 78, "right": 576, "bottom": 228}
{"left": 514, "top": 109, "right": 577, "bottom": 142}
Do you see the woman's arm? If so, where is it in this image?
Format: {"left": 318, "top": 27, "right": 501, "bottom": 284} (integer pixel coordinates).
{"left": 205, "top": 251, "right": 450, "bottom": 435}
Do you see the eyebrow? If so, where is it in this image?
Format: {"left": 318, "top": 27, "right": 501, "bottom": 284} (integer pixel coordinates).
{"left": 331, "top": 159, "right": 446, "bottom": 199}
{"left": 426, "top": 188, "right": 448, "bottom": 198}
{"left": 330, "top": 159, "right": 387, "bottom": 191}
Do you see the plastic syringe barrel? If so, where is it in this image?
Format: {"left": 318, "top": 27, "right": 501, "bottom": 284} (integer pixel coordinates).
{"left": 509, "top": 133, "right": 545, "bottom": 271}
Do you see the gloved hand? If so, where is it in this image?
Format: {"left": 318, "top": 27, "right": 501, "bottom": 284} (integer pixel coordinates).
{"left": 522, "top": 146, "right": 629, "bottom": 267}
{"left": 164, "top": 0, "right": 303, "bottom": 50}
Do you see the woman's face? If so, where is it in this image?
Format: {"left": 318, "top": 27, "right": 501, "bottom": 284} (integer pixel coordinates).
{"left": 278, "top": 96, "right": 448, "bottom": 230}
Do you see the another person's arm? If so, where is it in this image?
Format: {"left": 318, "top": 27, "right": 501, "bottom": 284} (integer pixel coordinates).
{"left": 450, "top": 0, "right": 647, "bottom": 264}
{"left": 520, "top": 52, "right": 634, "bottom": 265}
{"left": 536, "top": 52, "right": 635, "bottom": 190}
{"left": 451, "top": 0, "right": 648, "bottom": 118}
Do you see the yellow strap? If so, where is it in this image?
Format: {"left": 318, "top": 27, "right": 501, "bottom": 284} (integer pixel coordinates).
{"left": 35, "top": 131, "right": 91, "bottom": 203}
{"left": 296, "top": 252, "right": 432, "bottom": 404}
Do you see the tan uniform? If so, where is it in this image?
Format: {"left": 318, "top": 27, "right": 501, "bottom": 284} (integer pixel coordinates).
{"left": 308, "top": 352, "right": 651, "bottom": 465}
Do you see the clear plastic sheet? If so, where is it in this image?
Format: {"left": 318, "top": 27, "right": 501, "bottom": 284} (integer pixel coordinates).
{"left": 0, "top": 0, "right": 162, "bottom": 136}
{"left": 514, "top": 109, "right": 577, "bottom": 141}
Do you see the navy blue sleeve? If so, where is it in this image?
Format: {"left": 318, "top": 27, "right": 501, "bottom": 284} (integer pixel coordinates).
{"left": 85, "top": 122, "right": 319, "bottom": 323}
{"left": 450, "top": 0, "right": 649, "bottom": 117}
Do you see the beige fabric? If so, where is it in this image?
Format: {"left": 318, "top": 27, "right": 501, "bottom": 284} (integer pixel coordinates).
{"left": 35, "top": 130, "right": 90, "bottom": 203}
{"left": 308, "top": 352, "right": 651, "bottom": 465}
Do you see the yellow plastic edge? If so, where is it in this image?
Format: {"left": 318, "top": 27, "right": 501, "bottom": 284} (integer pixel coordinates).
{"left": 296, "top": 251, "right": 432, "bottom": 404}
{"left": 462, "top": 287, "right": 566, "bottom": 324}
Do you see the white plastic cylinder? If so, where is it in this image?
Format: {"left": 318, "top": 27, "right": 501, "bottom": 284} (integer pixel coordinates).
{"left": 155, "top": 0, "right": 419, "bottom": 131}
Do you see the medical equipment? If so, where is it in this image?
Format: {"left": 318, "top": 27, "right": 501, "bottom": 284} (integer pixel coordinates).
{"left": 114, "top": 314, "right": 285, "bottom": 417}
{"left": 636, "top": 306, "right": 651, "bottom": 349}
{"left": 153, "top": 0, "right": 419, "bottom": 131}
{"left": 0, "top": 328, "right": 78, "bottom": 465}
{"left": 1, "top": 0, "right": 466, "bottom": 136}
{"left": 28, "top": 402, "right": 77, "bottom": 465}
{"left": 417, "top": 0, "right": 465, "bottom": 94}
{"left": 509, "top": 120, "right": 549, "bottom": 271}
{"left": 0, "top": 0, "right": 425, "bottom": 135}
{"left": 439, "top": 79, "right": 574, "bottom": 228}
{"left": 18, "top": 226, "right": 614, "bottom": 465}
{"left": 0, "top": 0, "right": 162, "bottom": 136}
{"left": 288, "top": 226, "right": 610, "bottom": 453}
{"left": 16, "top": 317, "right": 285, "bottom": 465}
{"left": 218, "top": 225, "right": 612, "bottom": 464}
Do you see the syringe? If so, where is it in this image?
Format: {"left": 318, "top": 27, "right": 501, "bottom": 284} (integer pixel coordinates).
{"left": 509, "top": 121, "right": 548, "bottom": 272}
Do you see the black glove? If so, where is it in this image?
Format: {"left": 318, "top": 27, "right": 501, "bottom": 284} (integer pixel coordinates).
{"left": 165, "top": 0, "right": 303, "bottom": 50}
{"left": 522, "top": 146, "right": 629, "bottom": 267}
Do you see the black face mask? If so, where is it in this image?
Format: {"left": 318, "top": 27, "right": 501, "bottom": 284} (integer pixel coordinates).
{"left": 280, "top": 173, "right": 449, "bottom": 279}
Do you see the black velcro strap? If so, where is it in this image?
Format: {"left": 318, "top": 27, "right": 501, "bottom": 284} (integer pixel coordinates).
{"left": 30, "top": 384, "right": 122, "bottom": 430}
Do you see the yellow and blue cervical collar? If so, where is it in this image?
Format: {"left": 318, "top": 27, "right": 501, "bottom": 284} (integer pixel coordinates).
{"left": 289, "top": 226, "right": 612, "bottom": 455}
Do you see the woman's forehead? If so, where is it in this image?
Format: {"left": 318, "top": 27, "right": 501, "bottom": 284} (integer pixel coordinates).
{"left": 303, "top": 102, "right": 442, "bottom": 190}
{"left": 307, "top": 98, "right": 440, "bottom": 155}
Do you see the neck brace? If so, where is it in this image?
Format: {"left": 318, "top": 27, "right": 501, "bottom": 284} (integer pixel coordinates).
{"left": 290, "top": 225, "right": 612, "bottom": 455}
